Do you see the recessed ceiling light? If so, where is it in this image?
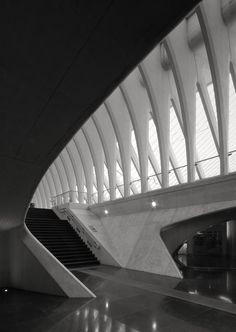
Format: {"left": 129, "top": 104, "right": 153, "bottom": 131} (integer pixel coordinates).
{"left": 104, "top": 209, "right": 108, "bottom": 215}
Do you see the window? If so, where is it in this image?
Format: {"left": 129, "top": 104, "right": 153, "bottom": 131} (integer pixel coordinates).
{"left": 196, "top": 90, "right": 220, "bottom": 177}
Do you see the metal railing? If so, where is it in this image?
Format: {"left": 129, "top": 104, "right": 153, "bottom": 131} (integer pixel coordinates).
{"left": 59, "top": 207, "right": 100, "bottom": 251}
{"left": 50, "top": 151, "right": 236, "bottom": 207}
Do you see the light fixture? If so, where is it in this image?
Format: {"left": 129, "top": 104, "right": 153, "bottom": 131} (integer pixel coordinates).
{"left": 104, "top": 209, "right": 109, "bottom": 215}
{"left": 105, "top": 301, "right": 109, "bottom": 309}
{"left": 4, "top": 289, "right": 8, "bottom": 293}
{"left": 151, "top": 200, "right": 157, "bottom": 208}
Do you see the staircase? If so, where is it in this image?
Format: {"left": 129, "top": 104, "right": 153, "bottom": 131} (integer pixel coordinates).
{"left": 25, "top": 208, "right": 100, "bottom": 269}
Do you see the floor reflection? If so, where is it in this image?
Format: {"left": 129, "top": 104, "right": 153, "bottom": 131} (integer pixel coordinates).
{"left": 2, "top": 266, "right": 236, "bottom": 331}
{"left": 176, "top": 270, "right": 236, "bottom": 304}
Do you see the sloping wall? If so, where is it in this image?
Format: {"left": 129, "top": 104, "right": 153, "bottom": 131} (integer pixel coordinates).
{"left": 82, "top": 174, "right": 236, "bottom": 278}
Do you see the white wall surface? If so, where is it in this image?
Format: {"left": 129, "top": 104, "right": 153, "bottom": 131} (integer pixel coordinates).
{"left": 71, "top": 174, "right": 236, "bottom": 278}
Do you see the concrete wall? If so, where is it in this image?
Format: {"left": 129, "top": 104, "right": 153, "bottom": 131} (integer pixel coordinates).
{"left": 79, "top": 174, "right": 236, "bottom": 278}
{"left": 0, "top": 0, "right": 198, "bottom": 295}
{"left": 7, "top": 226, "right": 95, "bottom": 297}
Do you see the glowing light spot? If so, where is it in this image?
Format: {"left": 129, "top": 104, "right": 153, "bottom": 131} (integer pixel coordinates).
{"left": 151, "top": 201, "right": 157, "bottom": 208}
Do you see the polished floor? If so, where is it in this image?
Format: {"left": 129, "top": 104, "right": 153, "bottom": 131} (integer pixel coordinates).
{"left": 2, "top": 266, "right": 236, "bottom": 331}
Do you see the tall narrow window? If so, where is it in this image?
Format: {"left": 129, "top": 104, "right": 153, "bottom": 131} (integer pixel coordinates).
{"left": 207, "top": 83, "right": 217, "bottom": 120}
{"left": 83, "top": 184, "right": 88, "bottom": 204}
{"left": 115, "top": 188, "right": 122, "bottom": 199}
{"left": 196, "top": 90, "right": 220, "bottom": 177}
{"left": 103, "top": 163, "right": 110, "bottom": 200}
{"left": 148, "top": 117, "right": 161, "bottom": 172}
{"left": 116, "top": 161, "right": 124, "bottom": 197}
{"left": 169, "top": 104, "right": 187, "bottom": 182}
{"left": 131, "top": 129, "right": 140, "bottom": 173}
{"left": 103, "top": 184, "right": 110, "bottom": 201}
{"left": 228, "top": 72, "right": 236, "bottom": 172}
{"left": 148, "top": 158, "right": 161, "bottom": 190}
{"left": 168, "top": 161, "right": 179, "bottom": 186}
{"left": 92, "top": 184, "right": 98, "bottom": 204}
{"left": 92, "top": 166, "right": 97, "bottom": 187}
{"left": 130, "top": 159, "right": 141, "bottom": 193}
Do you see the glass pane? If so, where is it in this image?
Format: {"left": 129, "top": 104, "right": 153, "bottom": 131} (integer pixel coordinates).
{"left": 169, "top": 161, "right": 179, "bottom": 186}
{"left": 130, "top": 159, "right": 141, "bottom": 193}
{"left": 103, "top": 184, "right": 110, "bottom": 201}
{"left": 207, "top": 83, "right": 217, "bottom": 120}
{"left": 196, "top": 91, "right": 219, "bottom": 177}
{"left": 115, "top": 188, "right": 122, "bottom": 198}
{"left": 197, "top": 156, "right": 220, "bottom": 178}
{"left": 149, "top": 117, "right": 161, "bottom": 170}
{"left": 93, "top": 166, "right": 97, "bottom": 186}
{"left": 228, "top": 73, "right": 236, "bottom": 172}
{"left": 170, "top": 105, "right": 187, "bottom": 182}
{"left": 131, "top": 129, "right": 140, "bottom": 172}
{"left": 148, "top": 159, "right": 161, "bottom": 190}
{"left": 92, "top": 184, "right": 98, "bottom": 204}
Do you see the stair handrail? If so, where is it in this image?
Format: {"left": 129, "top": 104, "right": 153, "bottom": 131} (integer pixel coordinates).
{"left": 59, "top": 207, "right": 100, "bottom": 251}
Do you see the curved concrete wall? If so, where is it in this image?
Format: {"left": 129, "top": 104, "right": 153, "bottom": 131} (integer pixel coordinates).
{"left": 88, "top": 174, "right": 236, "bottom": 278}
{"left": 0, "top": 0, "right": 199, "bottom": 294}
{"left": 161, "top": 206, "right": 236, "bottom": 256}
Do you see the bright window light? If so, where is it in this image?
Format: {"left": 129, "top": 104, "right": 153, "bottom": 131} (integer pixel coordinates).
{"left": 196, "top": 90, "right": 220, "bottom": 177}
{"left": 170, "top": 105, "right": 187, "bottom": 182}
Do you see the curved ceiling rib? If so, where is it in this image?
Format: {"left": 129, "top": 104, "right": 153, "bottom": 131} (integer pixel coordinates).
{"left": 164, "top": 31, "right": 196, "bottom": 183}
{"left": 105, "top": 91, "right": 131, "bottom": 198}
{"left": 197, "top": 2, "right": 230, "bottom": 175}
{"left": 45, "top": 171, "right": 56, "bottom": 198}
{"left": 139, "top": 50, "right": 169, "bottom": 188}
{"left": 66, "top": 142, "right": 85, "bottom": 203}
{"left": 34, "top": 0, "right": 236, "bottom": 209}
{"left": 50, "top": 163, "right": 63, "bottom": 196}
{"left": 120, "top": 74, "right": 149, "bottom": 193}
{"left": 81, "top": 122, "right": 104, "bottom": 203}
{"left": 92, "top": 108, "right": 116, "bottom": 200}
{"left": 41, "top": 176, "right": 51, "bottom": 208}
{"left": 74, "top": 132, "right": 94, "bottom": 204}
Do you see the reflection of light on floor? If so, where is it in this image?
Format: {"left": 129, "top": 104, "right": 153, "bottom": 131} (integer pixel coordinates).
{"left": 117, "top": 323, "right": 126, "bottom": 332}
{"left": 104, "top": 314, "right": 108, "bottom": 322}
{"left": 152, "top": 321, "right": 157, "bottom": 330}
{"left": 84, "top": 308, "right": 89, "bottom": 319}
{"left": 105, "top": 300, "right": 109, "bottom": 309}
{"left": 218, "top": 295, "right": 232, "bottom": 303}
{"left": 93, "top": 309, "right": 99, "bottom": 319}
{"left": 188, "top": 290, "right": 198, "bottom": 295}
{"left": 105, "top": 319, "right": 112, "bottom": 332}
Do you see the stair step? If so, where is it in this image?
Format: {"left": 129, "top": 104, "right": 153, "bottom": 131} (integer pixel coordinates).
{"left": 65, "top": 261, "right": 99, "bottom": 268}
{"left": 31, "top": 234, "right": 79, "bottom": 238}
{"left": 25, "top": 208, "right": 100, "bottom": 269}
{"left": 40, "top": 244, "right": 85, "bottom": 248}
{"left": 53, "top": 252, "right": 95, "bottom": 259}
{"left": 56, "top": 256, "right": 96, "bottom": 262}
